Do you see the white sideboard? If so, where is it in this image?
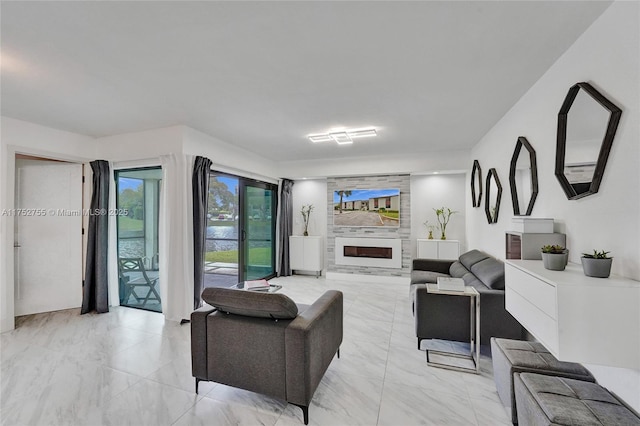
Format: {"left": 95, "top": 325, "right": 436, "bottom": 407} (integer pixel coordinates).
{"left": 505, "top": 260, "right": 640, "bottom": 369}
{"left": 416, "top": 239, "right": 460, "bottom": 260}
{"left": 289, "top": 236, "right": 323, "bottom": 277}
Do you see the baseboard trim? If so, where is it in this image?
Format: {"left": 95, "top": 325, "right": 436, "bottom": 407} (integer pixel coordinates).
{"left": 326, "top": 272, "right": 409, "bottom": 285}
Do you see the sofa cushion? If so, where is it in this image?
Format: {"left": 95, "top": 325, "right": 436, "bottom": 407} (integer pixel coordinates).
{"left": 202, "top": 287, "right": 298, "bottom": 319}
{"left": 470, "top": 257, "right": 505, "bottom": 290}
{"left": 410, "top": 270, "right": 450, "bottom": 284}
{"left": 449, "top": 261, "right": 470, "bottom": 278}
{"left": 459, "top": 249, "right": 491, "bottom": 270}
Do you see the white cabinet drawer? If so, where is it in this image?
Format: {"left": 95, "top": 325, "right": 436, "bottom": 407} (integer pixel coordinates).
{"left": 505, "top": 260, "right": 640, "bottom": 369}
{"left": 417, "top": 240, "right": 438, "bottom": 258}
{"left": 438, "top": 241, "right": 460, "bottom": 260}
{"left": 505, "top": 264, "right": 557, "bottom": 319}
{"left": 416, "top": 239, "right": 459, "bottom": 260}
{"left": 506, "top": 288, "right": 559, "bottom": 355}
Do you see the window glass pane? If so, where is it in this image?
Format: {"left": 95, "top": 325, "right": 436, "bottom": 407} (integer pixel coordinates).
{"left": 204, "top": 174, "right": 239, "bottom": 288}
{"left": 244, "top": 185, "right": 275, "bottom": 280}
{"left": 116, "top": 168, "right": 162, "bottom": 313}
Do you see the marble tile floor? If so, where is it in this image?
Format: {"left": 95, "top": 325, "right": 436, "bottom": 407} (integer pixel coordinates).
{"left": 0, "top": 275, "right": 511, "bottom": 426}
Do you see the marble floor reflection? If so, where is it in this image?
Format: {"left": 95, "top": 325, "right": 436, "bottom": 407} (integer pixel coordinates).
{"left": 0, "top": 275, "right": 510, "bottom": 426}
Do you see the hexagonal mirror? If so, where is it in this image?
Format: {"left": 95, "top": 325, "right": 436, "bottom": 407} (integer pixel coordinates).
{"left": 485, "top": 168, "right": 502, "bottom": 224}
{"left": 509, "top": 137, "right": 538, "bottom": 216}
{"left": 556, "top": 82, "right": 622, "bottom": 200}
{"left": 471, "top": 160, "right": 482, "bottom": 207}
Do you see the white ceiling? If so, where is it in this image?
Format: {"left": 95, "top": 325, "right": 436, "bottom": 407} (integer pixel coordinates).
{"left": 1, "top": 1, "right": 611, "bottom": 162}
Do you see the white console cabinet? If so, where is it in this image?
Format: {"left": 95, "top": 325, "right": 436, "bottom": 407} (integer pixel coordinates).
{"left": 289, "top": 236, "right": 323, "bottom": 277}
{"left": 505, "top": 260, "right": 640, "bottom": 369}
{"left": 416, "top": 239, "right": 460, "bottom": 260}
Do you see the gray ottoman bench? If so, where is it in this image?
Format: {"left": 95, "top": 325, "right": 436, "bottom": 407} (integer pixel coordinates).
{"left": 491, "top": 338, "right": 595, "bottom": 424}
{"left": 514, "top": 373, "right": 640, "bottom": 425}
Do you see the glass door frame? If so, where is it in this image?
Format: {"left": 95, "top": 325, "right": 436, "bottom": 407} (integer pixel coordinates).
{"left": 240, "top": 179, "right": 277, "bottom": 281}
{"left": 114, "top": 166, "right": 162, "bottom": 312}
{"left": 206, "top": 170, "right": 277, "bottom": 284}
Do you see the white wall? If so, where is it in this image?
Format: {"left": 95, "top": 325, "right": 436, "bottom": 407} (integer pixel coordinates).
{"left": 291, "top": 179, "right": 328, "bottom": 238}
{"left": 291, "top": 179, "right": 328, "bottom": 273}
{"left": 183, "top": 127, "right": 279, "bottom": 183}
{"left": 410, "top": 174, "right": 467, "bottom": 256}
{"left": 279, "top": 149, "right": 468, "bottom": 179}
{"left": 0, "top": 117, "right": 95, "bottom": 332}
{"left": 467, "top": 2, "right": 640, "bottom": 411}
{"left": 95, "top": 125, "right": 184, "bottom": 162}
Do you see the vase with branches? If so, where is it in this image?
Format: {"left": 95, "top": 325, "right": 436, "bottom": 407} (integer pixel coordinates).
{"left": 433, "top": 207, "right": 458, "bottom": 240}
{"left": 423, "top": 220, "right": 436, "bottom": 239}
{"left": 301, "top": 204, "right": 314, "bottom": 236}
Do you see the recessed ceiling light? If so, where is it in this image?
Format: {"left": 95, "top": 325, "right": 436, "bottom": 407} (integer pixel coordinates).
{"left": 349, "top": 128, "right": 377, "bottom": 138}
{"left": 308, "top": 134, "right": 333, "bottom": 143}
{"left": 308, "top": 127, "right": 377, "bottom": 145}
{"left": 330, "top": 132, "right": 352, "bottom": 145}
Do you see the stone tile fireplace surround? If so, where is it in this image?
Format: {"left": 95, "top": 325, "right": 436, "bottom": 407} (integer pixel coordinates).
{"left": 327, "top": 175, "right": 411, "bottom": 280}
{"left": 336, "top": 237, "right": 403, "bottom": 269}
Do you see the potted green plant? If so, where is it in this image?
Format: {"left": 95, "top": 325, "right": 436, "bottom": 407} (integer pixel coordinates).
{"left": 433, "top": 207, "right": 457, "bottom": 240}
{"left": 541, "top": 245, "right": 568, "bottom": 271}
{"left": 581, "top": 250, "right": 613, "bottom": 278}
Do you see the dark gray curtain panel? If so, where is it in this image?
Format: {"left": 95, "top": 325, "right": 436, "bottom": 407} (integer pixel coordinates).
{"left": 277, "top": 179, "right": 294, "bottom": 276}
{"left": 81, "top": 160, "right": 110, "bottom": 314}
{"left": 192, "top": 156, "right": 212, "bottom": 309}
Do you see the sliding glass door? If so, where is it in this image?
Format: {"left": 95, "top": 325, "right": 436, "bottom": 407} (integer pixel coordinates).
{"left": 243, "top": 183, "right": 276, "bottom": 280}
{"left": 115, "top": 167, "right": 162, "bottom": 312}
{"left": 204, "top": 174, "right": 240, "bottom": 288}
{"left": 204, "top": 172, "right": 276, "bottom": 288}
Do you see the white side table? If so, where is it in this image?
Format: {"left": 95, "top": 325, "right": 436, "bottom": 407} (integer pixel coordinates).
{"left": 424, "top": 284, "right": 480, "bottom": 374}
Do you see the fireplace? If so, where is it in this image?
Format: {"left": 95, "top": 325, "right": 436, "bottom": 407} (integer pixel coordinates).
{"left": 335, "top": 237, "right": 402, "bottom": 268}
{"left": 344, "top": 246, "right": 393, "bottom": 259}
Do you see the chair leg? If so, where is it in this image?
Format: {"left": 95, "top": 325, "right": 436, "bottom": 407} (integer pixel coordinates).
{"left": 292, "top": 404, "right": 309, "bottom": 425}
{"left": 337, "top": 347, "right": 340, "bottom": 359}
{"left": 141, "top": 287, "right": 155, "bottom": 307}
{"left": 141, "top": 285, "right": 161, "bottom": 307}
{"left": 195, "top": 378, "right": 201, "bottom": 394}
{"left": 123, "top": 286, "right": 133, "bottom": 304}
{"left": 150, "top": 285, "right": 161, "bottom": 302}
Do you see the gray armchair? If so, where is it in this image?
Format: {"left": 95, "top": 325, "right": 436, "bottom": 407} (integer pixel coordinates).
{"left": 191, "top": 287, "right": 343, "bottom": 424}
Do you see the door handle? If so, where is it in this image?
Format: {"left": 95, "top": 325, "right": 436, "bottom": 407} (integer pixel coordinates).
{"left": 241, "top": 230, "right": 246, "bottom": 242}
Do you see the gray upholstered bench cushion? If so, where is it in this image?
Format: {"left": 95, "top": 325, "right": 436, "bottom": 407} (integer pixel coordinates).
{"left": 514, "top": 373, "right": 640, "bottom": 425}
{"left": 491, "top": 338, "right": 595, "bottom": 424}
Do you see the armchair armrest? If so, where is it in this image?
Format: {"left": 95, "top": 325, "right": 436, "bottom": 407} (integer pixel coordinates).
{"left": 413, "top": 285, "right": 471, "bottom": 343}
{"left": 412, "top": 258, "right": 455, "bottom": 274}
{"left": 285, "top": 290, "right": 343, "bottom": 406}
{"left": 191, "top": 304, "right": 217, "bottom": 380}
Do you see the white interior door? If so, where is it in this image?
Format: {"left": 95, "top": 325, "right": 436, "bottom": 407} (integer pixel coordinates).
{"left": 14, "top": 159, "right": 83, "bottom": 316}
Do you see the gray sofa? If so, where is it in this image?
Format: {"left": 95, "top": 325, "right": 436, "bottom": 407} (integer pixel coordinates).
{"left": 411, "top": 249, "right": 523, "bottom": 348}
{"left": 191, "top": 287, "right": 343, "bottom": 425}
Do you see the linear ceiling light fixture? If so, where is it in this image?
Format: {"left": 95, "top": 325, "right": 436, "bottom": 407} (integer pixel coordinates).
{"left": 308, "top": 128, "right": 377, "bottom": 145}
